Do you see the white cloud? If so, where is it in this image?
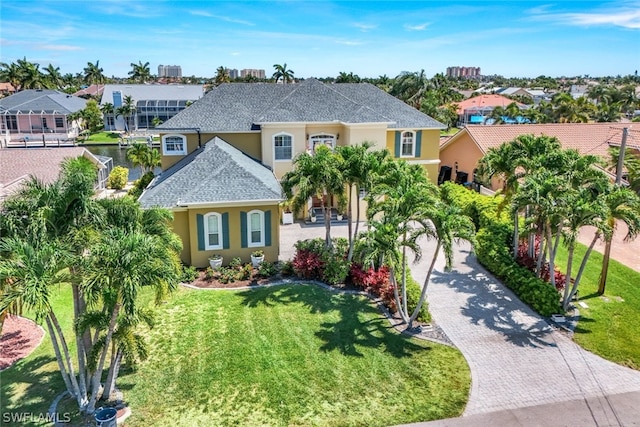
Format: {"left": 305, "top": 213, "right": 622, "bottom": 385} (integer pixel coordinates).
{"left": 37, "top": 44, "right": 84, "bottom": 51}
{"left": 404, "top": 23, "right": 430, "bottom": 31}
{"left": 336, "top": 40, "right": 364, "bottom": 46}
{"left": 189, "top": 10, "right": 254, "bottom": 26}
{"left": 560, "top": 10, "right": 640, "bottom": 29}
{"left": 353, "top": 23, "right": 377, "bottom": 32}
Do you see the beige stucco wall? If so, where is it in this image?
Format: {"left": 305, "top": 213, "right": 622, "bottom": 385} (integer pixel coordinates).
{"left": 184, "top": 204, "right": 280, "bottom": 268}
{"left": 439, "top": 133, "right": 484, "bottom": 185}
{"left": 385, "top": 128, "right": 441, "bottom": 184}
{"left": 160, "top": 132, "right": 261, "bottom": 170}
{"left": 172, "top": 210, "right": 191, "bottom": 265}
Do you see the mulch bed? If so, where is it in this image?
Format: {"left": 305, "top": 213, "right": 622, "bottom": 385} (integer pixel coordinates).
{"left": 188, "top": 269, "right": 275, "bottom": 289}
{"left": 0, "top": 315, "right": 45, "bottom": 371}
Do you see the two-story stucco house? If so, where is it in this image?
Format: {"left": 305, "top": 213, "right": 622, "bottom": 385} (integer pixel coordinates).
{"left": 138, "top": 78, "right": 445, "bottom": 268}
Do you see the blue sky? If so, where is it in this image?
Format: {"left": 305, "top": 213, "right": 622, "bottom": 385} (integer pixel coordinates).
{"left": 1, "top": 1, "right": 639, "bottom": 79}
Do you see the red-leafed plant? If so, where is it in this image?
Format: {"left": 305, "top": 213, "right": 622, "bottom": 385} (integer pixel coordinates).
{"left": 349, "top": 264, "right": 397, "bottom": 312}
{"left": 516, "top": 237, "right": 566, "bottom": 290}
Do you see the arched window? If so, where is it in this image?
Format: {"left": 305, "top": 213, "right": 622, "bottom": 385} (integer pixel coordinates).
{"left": 162, "top": 134, "right": 187, "bottom": 155}
{"left": 273, "top": 133, "right": 293, "bottom": 160}
{"left": 247, "top": 210, "right": 265, "bottom": 247}
{"left": 204, "top": 212, "right": 223, "bottom": 250}
{"left": 401, "top": 131, "right": 415, "bottom": 157}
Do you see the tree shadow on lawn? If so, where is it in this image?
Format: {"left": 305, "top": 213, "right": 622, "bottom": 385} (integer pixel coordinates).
{"left": 1, "top": 355, "right": 63, "bottom": 417}
{"left": 430, "top": 248, "right": 558, "bottom": 349}
{"left": 238, "top": 284, "right": 429, "bottom": 358}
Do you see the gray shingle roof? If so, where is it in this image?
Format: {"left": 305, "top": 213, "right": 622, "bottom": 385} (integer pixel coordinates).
{"left": 138, "top": 137, "right": 282, "bottom": 209}
{"left": 158, "top": 79, "right": 444, "bottom": 131}
{"left": 0, "top": 90, "right": 87, "bottom": 114}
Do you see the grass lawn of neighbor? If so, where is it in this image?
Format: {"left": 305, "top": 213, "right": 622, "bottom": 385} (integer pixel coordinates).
{"left": 555, "top": 242, "right": 640, "bottom": 370}
{"left": 2, "top": 284, "right": 470, "bottom": 427}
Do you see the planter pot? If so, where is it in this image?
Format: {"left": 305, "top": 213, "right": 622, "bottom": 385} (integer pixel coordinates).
{"left": 251, "top": 255, "right": 264, "bottom": 268}
{"left": 282, "top": 212, "right": 294, "bottom": 225}
{"left": 337, "top": 214, "right": 343, "bottom": 221}
{"left": 209, "top": 257, "right": 223, "bottom": 269}
{"left": 310, "top": 216, "right": 317, "bottom": 223}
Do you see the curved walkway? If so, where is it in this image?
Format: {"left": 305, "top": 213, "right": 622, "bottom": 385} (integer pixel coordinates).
{"left": 413, "top": 239, "right": 640, "bottom": 424}
{"left": 280, "top": 223, "right": 640, "bottom": 425}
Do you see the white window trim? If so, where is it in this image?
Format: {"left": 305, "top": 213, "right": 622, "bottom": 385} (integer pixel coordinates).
{"left": 309, "top": 133, "right": 336, "bottom": 153}
{"left": 162, "top": 133, "right": 187, "bottom": 156}
{"left": 273, "top": 132, "right": 293, "bottom": 162}
{"left": 400, "top": 131, "right": 415, "bottom": 158}
{"left": 204, "top": 212, "right": 223, "bottom": 250}
{"left": 247, "top": 209, "right": 265, "bottom": 248}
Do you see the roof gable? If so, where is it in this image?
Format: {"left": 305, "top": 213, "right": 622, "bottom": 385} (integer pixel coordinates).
{"left": 453, "top": 94, "right": 520, "bottom": 115}
{"left": 0, "top": 90, "right": 86, "bottom": 114}
{"left": 138, "top": 137, "right": 282, "bottom": 209}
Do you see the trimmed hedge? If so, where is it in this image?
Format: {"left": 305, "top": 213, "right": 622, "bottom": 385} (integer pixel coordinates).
{"left": 441, "top": 182, "right": 561, "bottom": 316}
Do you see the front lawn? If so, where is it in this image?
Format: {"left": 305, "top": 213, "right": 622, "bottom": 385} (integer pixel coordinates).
{"left": 2, "top": 284, "right": 470, "bottom": 426}
{"left": 119, "top": 285, "right": 469, "bottom": 426}
{"left": 79, "top": 131, "right": 121, "bottom": 144}
{"left": 554, "top": 242, "right": 640, "bottom": 370}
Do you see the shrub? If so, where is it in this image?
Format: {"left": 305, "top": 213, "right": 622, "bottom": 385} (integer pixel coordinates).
{"left": 257, "top": 261, "right": 277, "bottom": 278}
{"left": 350, "top": 264, "right": 396, "bottom": 312}
{"left": 279, "top": 260, "right": 295, "bottom": 276}
{"left": 292, "top": 238, "right": 351, "bottom": 285}
{"left": 107, "top": 166, "right": 128, "bottom": 190}
{"left": 445, "top": 182, "right": 562, "bottom": 317}
{"left": 404, "top": 274, "right": 431, "bottom": 324}
{"left": 128, "top": 171, "right": 155, "bottom": 198}
{"left": 180, "top": 265, "right": 199, "bottom": 283}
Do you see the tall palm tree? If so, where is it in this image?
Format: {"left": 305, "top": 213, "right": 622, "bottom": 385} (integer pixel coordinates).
{"left": 44, "top": 64, "right": 64, "bottom": 89}
{"left": 0, "top": 61, "right": 23, "bottom": 91}
{"left": 16, "top": 57, "right": 45, "bottom": 89}
{"left": 117, "top": 95, "right": 136, "bottom": 132}
{"left": 127, "top": 143, "right": 160, "bottom": 175}
{"left": 83, "top": 60, "right": 105, "bottom": 85}
{"left": 281, "top": 145, "right": 344, "bottom": 247}
{"left": 128, "top": 60, "right": 151, "bottom": 83}
{"left": 272, "top": 63, "right": 295, "bottom": 84}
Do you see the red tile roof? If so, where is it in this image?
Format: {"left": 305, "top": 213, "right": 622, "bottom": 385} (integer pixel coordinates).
{"left": 453, "top": 94, "right": 520, "bottom": 115}
{"left": 444, "top": 123, "right": 639, "bottom": 160}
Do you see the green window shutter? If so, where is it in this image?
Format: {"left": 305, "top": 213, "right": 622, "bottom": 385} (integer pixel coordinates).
{"left": 222, "top": 212, "right": 230, "bottom": 249}
{"left": 240, "top": 211, "right": 247, "bottom": 248}
{"left": 264, "top": 210, "right": 272, "bottom": 247}
{"left": 394, "top": 131, "right": 401, "bottom": 157}
{"left": 196, "top": 214, "right": 205, "bottom": 251}
{"left": 415, "top": 130, "right": 422, "bottom": 157}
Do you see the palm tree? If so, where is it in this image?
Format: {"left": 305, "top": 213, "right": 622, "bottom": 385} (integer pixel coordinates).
{"left": 128, "top": 60, "right": 151, "bottom": 83}
{"left": 16, "top": 57, "right": 45, "bottom": 89}
{"left": 127, "top": 143, "right": 160, "bottom": 175}
{"left": 272, "top": 63, "right": 295, "bottom": 84}
{"left": 214, "top": 66, "right": 230, "bottom": 85}
{"left": 0, "top": 61, "right": 23, "bottom": 91}
{"left": 83, "top": 60, "right": 105, "bottom": 85}
{"left": 281, "top": 145, "right": 344, "bottom": 247}
{"left": 100, "top": 102, "right": 115, "bottom": 129}
{"left": 117, "top": 95, "right": 136, "bottom": 132}
{"left": 44, "top": 64, "right": 64, "bottom": 89}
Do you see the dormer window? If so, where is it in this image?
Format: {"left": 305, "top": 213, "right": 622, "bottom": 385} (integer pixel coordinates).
{"left": 162, "top": 134, "right": 187, "bottom": 155}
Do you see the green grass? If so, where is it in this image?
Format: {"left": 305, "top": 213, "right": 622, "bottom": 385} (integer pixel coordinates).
{"left": 80, "top": 131, "right": 122, "bottom": 144}
{"left": 554, "top": 242, "right": 640, "bottom": 370}
{"left": 2, "top": 285, "right": 470, "bottom": 426}
{"left": 440, "top": 128, "right": 461, "bottom": 137}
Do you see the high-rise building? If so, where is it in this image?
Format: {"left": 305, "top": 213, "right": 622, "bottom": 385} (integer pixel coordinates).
{"left": 158, "top": 65, "right": 182, "bottom": 78}
{"left": 228, "top": 69, "right": 239, "bottom": 79}
{"left": 446, "top": 66, "right": 481, "bottom": 78}
{"left": 240, "top": 69, "right": 266, "bottom": 79}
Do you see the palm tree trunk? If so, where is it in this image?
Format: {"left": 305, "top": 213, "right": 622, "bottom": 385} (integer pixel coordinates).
{"left": 389, "top": 267, "right": 409, "bottom": 324}
{"left": 49, "top": 311, "right": 85, "bottom": 407}
{"left": 546, "top": 225, "right": 556, "bottom": 288}
{"left": 562, "top": 243, "right": 575, "bottom": 310}
{"left": 598, "top": 236, "right": 613, "bottom": 295}
{"left": 401, "top": 242, "right": 408, "bottom": 317}
{"left": 45, "top": 315, "right": 75, "bottom": 397}
{"left": 536, "top": 229, "right": 546, "bottom": 277}
{"left": 0, "top": 311, "right": 6, "bottom": 336}
{"left": 347, "top": 186, "right": 354, "bottom": 261}
{"left": 352, "top": 186, "right": 363, "bottom": 257}
{"left": 71, "top": 280, "right": 89, "bottom": 402}
{"left": 513, "top": 211, "right": 519, "bottom": 258}
{"left": 87, "top": 302, "right": 121, "bottom": 414}
{"left": 572, "top": 232, "right": 600, "bottom": 302}
{"left": 408, "top": 241, "right": 441, "bottom": 329}
{"left": 103, "top": 346, "right": 122, "bottom": 400}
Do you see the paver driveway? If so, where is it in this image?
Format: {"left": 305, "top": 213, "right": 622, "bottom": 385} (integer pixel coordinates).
{"left": 280, "top": 222, "right": 640, "bottom": 423}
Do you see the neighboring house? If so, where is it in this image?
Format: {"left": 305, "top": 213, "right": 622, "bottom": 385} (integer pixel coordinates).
{"left": 0, "top": 147, "right": 112, "bottom": 202}
{"left": 73, "top": 84, "right": 105, "bottom": 99}
{"left": 453, "top": 94, "right": 525, "bottom": 126}
{"left": 0, "top": 89, "right": 86, "bottom": 147}
{"left": 439, "top": 123, "right": 637, "bottom": 190}
{"left": 142, "top": 78, "right": 445, "bottom": 267}
{"left": 0, "top": 83, "right": 17, "bottom": 97}
{"left": 99, "top": 84, "right": 205, "bottom": 131}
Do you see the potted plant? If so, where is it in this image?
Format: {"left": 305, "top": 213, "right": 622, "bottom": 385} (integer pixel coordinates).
{"left": 309, "top": 209, "right": 317, "bottom": 223}
{"left": 280, "top": 200, "right": 294, "bottom": 225}
{"left": 208, "top": 254, "right": 223, "bottom": 269}
{"left": 336, "top": 195, "right": 347, "bottom": 222}
{"left": 251, "top": 250, "right": 265, "bottom": 268}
